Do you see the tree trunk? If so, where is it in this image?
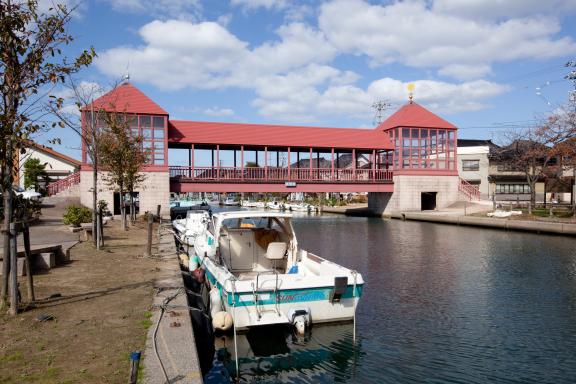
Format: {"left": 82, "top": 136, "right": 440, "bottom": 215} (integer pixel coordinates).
{"left": 120, "top": 187, "right": 127, "bottom": 231}
{"left": 129, "top": 188, "right": 135, "bottom": 223}
{"left": 92, "top": 156, "right": 98, "bottom": 248}
{"left": 1, "top": 144, "right": 13, "bottom": 309}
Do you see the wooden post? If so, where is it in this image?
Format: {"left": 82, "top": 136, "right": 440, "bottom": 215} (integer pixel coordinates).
{"left": 145, "top": 213, "right": 153, "bottom": 257}
{"left": 128, "top": 351, "right": 141, "bottom": 384}
{"left": 23, "top": 223, "right": 34, "bottom": 303}
{"left": 9, "top": 222, "right": 18, "bottom": 315}
{"left": 99, "top": 209, "right": 105, "bottom": 247}
{"left": 96, "top": 208, "right": 101, "bottom": 250}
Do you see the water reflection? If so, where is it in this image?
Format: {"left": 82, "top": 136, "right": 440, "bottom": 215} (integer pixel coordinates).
{"left": 205, "top": 324, "right": 362, "bottom": 383}
{"left": 205, "top": 210, "right": 576, "bottom": 383}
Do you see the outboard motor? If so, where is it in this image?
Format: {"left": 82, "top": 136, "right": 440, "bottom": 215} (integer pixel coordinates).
{"left": 288, "top": 307, "right": 311, "bottom": 335}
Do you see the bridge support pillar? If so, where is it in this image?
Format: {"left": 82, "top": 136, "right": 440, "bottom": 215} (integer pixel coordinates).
{"left": 368, "top": 175, "right": 459, "bottom": 216}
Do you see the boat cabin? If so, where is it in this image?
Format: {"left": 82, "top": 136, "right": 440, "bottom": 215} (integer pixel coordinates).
{"left": 213, "top": 212, "right": 297, "bottom": 280}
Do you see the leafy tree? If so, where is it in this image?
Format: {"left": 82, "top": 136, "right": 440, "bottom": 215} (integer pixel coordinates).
{"left": 0, "top": 0, "right": 95, "bottom": 313}
{"left": 99, "top": 109, "right": 145, "bottom": 231}
{"left": 22, "top": 157, "right": 47, "bottom": 191}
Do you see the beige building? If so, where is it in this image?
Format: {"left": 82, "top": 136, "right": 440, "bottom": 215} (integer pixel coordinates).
{"left": 456, "top": 139, "right": 496, "bottom": 200}
{"left": 17, "top": 141, "right": 81, "bottom": 190}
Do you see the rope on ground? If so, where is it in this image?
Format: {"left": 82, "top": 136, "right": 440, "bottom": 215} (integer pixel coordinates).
{"left": 153, "top": 288, "right": 183, "bottom": 384}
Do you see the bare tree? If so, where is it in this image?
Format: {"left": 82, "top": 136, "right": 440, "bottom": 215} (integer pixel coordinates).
{"left": 0, "top": 0, "right": 95, "bottom": 313}
{"left": 538, "top": 98, "right": 576, "bottom": 213}
{"left": 47, "top": 78, "right": 105, "bottom": 247}
{"left": 492, "top": 128, "right": 556, "bottom": 210}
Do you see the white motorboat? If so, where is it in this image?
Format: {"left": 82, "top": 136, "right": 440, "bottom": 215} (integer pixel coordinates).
{"left": 172, "top": 209, "right": 212, "bottom": 251}
{"left": 189, "top": 211, "right": 363, "bottom": 331}
{"left": 266, "top": 201, "right": 284, "bottom": 211}
{"left": 241, "top": 200, "right": 265, "bottom": 208}
{"left": 223, "top": 198, "right": 241, "bottom": 206}
{"left": 284, "top": 203, "right": 312, "bottom": 212}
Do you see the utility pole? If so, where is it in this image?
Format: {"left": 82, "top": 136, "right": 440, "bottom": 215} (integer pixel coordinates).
{"left": 371, "top": 100, "right": 391, "bottom": 126}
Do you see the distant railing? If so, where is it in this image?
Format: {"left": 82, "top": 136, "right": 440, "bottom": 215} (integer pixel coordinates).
{"left": 47, "top": 171, "right": 80, "bottom": 196}
{"left": 459, "top": 177, "right": 480, "bottom": 201}
{"left": 169, "top": 166, "right": 393, "bottom": 183}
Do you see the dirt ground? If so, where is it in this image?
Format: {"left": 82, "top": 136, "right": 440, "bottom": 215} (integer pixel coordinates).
{"left": 0, "top": 219, "right": 161, "bottom": 384}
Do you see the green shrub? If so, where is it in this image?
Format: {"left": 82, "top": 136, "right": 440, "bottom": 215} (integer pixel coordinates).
{"left": 62, "top": 205, "right": 92, "bottom": 227}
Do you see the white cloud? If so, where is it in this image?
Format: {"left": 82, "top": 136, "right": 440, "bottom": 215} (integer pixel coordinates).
{"left": 433, "top": 0, "right": 576, "bottom": 21}
{"left": 96, "top": 20, "right": 335, "bottom": 90}
{"left": 203, "top": 107, "right": 235, "bottom": 117}
{"left": 230, "top": 0, "right": 287, "bottom": 11}
{"left": 438, "top": 64, "right": 492, "bottom": 80}
{"left": 318, "top": 0, "right": 576, "bottom": 80}
{"left": 101, "top": 0, "right": 202, "bottom": 20}
{"left": 253, "top": 76, "right": 510, "bottom": 122}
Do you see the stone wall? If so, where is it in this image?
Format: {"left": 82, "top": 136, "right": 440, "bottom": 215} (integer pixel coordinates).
{"left": 369, "top": 175, "right": 460, "bottom": 215}
{"left": 80, "top": 170, "right": 170, "bottom": 216}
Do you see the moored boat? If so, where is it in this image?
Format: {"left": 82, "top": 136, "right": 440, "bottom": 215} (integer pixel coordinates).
{"left": 186, "top": 211, "right": 363, "bottom": 331}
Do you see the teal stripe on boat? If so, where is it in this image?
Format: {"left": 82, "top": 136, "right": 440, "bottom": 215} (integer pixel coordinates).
{"left": 205, "top": 268, "right": 363, "bottom": 307}
{"left": 225, "top": 284, "right": 363, "bottom": 307}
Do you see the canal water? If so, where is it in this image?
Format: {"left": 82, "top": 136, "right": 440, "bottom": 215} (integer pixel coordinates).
{"left": 205, "top": 213, "right": 576, "bottom": 383}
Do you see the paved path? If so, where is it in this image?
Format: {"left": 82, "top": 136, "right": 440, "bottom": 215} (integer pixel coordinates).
{"left": 0, "top": 196, "right": 80, "bottom": 255}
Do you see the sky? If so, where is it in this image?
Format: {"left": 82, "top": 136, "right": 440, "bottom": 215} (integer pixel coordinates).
{"left": 39, "top": 0, "right": 576, "bottom": 160}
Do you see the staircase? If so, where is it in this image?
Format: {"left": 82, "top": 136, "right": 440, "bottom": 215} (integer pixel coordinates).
{"left": 458, "top": 177, "right": 480, "bottom": 201}
{"left": 47, "top": 172, "right": 80, "bottom": 197}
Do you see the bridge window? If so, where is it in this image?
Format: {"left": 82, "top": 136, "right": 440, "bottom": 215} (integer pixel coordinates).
{"left": 391, "top": 127, "right": 456, "bottom": 171}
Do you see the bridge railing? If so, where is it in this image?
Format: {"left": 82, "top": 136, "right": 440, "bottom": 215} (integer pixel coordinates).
{"left": 169, "top": 166, "right": 393, "bottom": 183}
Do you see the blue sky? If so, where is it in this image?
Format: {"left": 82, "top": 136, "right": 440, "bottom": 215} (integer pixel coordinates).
{"left": 43, "top": 0, "right": 576, "bottom": 159}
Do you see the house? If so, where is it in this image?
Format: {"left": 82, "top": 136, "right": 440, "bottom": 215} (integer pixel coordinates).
{"left": 457, "top": 139, "right": 497, "bottom": 200}
{"left": 17, "top": 141, "right": 81, "bottom": 190}
{"left": 487, "top": 140, "right": 558, "bottom": 203}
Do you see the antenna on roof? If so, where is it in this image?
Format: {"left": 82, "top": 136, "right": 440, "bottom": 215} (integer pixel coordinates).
{"left": 122, "top": 61, "right": 130, "bottom": 84}
{"left": 371, "top": 99, "right": 391, "bottom": 126}
{"left": 407, "top": 83, "right": 415, "bottom": 104}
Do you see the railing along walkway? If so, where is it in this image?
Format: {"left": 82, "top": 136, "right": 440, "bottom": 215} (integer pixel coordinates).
{"left": 170, "top": 166, "right": 393, "bottom": 183}
{"left": 458, "top": 177, "right": 480, "bottom": 200}
{"left": 47, "top": 171, "right": 80, "bottom": 196}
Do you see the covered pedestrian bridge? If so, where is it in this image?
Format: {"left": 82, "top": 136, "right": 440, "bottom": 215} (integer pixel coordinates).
{"left": 168, "top": 120, "right": 394, "bottom": 193}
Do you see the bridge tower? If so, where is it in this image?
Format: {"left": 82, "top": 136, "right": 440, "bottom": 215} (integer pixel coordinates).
{"left": 369, "top": 99, "right": 459, "bottom": 214}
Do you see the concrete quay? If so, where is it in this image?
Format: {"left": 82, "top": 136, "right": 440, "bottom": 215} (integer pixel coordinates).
{"left": 388, "top": 212, "right": 576, "bottom": 236}
{"left": 143, "top": 221, "right": 203, "bottom": 384}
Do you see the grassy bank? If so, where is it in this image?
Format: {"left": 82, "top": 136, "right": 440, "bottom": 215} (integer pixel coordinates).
{"left": 0, "top": 220, "right": 160, "bottom": 383}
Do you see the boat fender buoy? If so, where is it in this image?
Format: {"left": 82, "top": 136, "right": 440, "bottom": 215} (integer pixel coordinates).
{"left": 189, "top": 255, "right": 201, "bottom": 271}
{"left": 178, "top": 253, "right": 190, "bottom": 269}
{"left": 212, "top": 311, "right": 233, "bottom": 332}
{"left": 209, "top": 287, "right": 223, "bottom": 318}
{"left": 192, "top": 268, "right": 205, "bottom": 284}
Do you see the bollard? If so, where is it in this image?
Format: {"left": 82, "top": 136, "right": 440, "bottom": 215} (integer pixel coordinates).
{"left": 145, "top": 213, "right": 153, "bottom": 257}
{"left": 156, "top": 204, "right": 161, "bottom": 221}
{"left": 128, "top": 351, "right": 141, "bottom": 384}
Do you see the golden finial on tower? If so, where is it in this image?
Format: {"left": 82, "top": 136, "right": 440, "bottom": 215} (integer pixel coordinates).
{"left": 407, "top": 83, "right": 415, "bottom": 103}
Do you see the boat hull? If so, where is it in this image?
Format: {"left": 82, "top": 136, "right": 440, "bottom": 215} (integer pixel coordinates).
{"left": 205, "top": 267, "right": 363, "bottom": 330}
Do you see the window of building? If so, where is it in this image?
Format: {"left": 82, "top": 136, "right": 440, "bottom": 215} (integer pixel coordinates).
{"left": 462, "top": 160, "right": 480, "bottom": 171}
{"left": 495, "top": 184, "right": 531, "bottom": 194}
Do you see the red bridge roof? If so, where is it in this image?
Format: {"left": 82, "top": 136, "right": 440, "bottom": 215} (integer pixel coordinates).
{"left": 169, "top": 120, "right": 391, "bottom": 150}
{"left": 82, "top": 83, "right": 168, "bottom": 115}
{"left": 377, "top": 102, "right": 456, "bottom": 131}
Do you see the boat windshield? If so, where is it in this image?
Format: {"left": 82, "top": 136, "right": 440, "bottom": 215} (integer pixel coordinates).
{"left": 220, "top": 216, "right": 291, "bottom": 235}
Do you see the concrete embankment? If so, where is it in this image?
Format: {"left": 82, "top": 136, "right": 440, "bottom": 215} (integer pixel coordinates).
{"left": 388, "top": 212, "right": 576, "bottom": 236}
{"left": 143, "top": 222, "right": 203, "bottom": 384}
{"left": 322, "top": 203, "right": 576, "bottom": 236}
